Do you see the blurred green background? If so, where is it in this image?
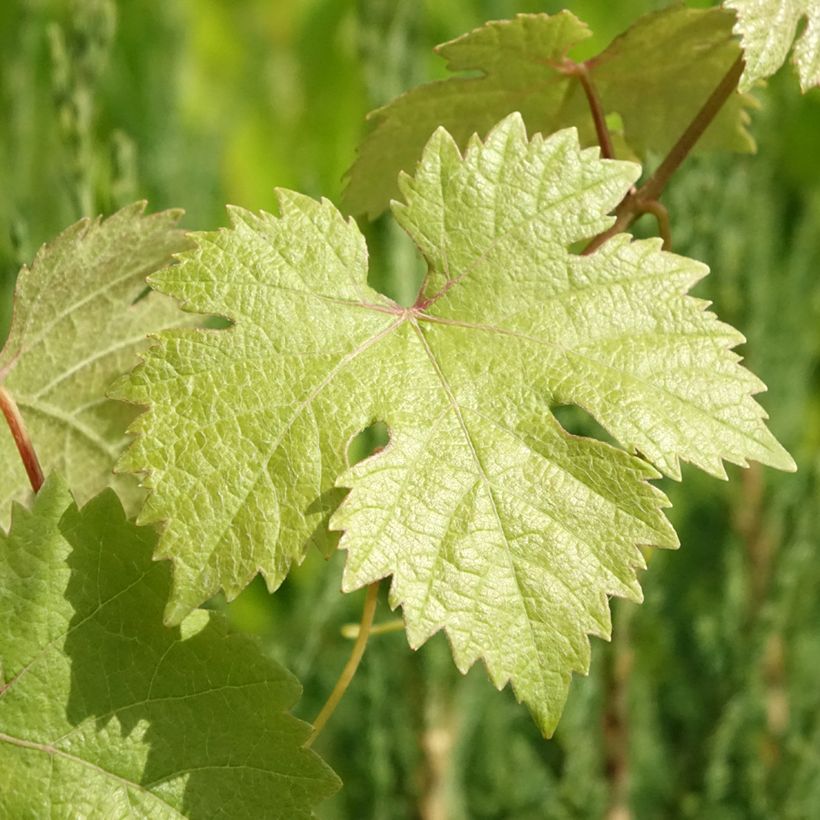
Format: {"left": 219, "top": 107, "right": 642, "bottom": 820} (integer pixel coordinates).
{"left": 1, "top": 1, "right": 819, "bottom": 818}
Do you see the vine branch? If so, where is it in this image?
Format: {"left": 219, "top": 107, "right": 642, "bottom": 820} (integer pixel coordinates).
{"left": 0, "top": 385, "right": 44, "bottom": 493}
{"left": 584, "top": 54, "right": 745, "bottom": 254}
{"left": 563, "top": 59, "right": 615, "bottom": 159}
{"left": 306, "top": 580, "right": 380, "bottom": 747}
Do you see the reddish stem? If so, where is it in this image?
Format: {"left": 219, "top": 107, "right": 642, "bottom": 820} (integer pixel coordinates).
{"left": 0, "top": 385, "right": 44, "bottom": 493}
{"left": 575, "top": 62, "right": 616, "bottom": 160}
{"left": 640, "top": 54, "right": 745, "bottom": 205}
{"left": 583, "top": 55, "right": 745, "bottom": 255}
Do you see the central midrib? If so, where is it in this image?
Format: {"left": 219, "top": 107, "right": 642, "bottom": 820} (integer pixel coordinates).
{"left": 408, "top": 317, "right": 547, "bottom": 682}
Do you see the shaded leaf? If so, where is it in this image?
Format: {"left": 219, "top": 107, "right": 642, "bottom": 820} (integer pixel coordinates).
{"left": 343, "top": 5, "right": 754, "bottom": 218}
{"left": 0, "top": 476, "right": 339, "bottom": 818}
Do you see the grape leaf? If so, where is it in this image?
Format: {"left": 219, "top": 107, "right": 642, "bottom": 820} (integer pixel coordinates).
{"left": 726, "top": 0, "right": 820, "bottom": 91}
{"left": 0, "top": 203, "right": 191, "bottom": 526}
{"left": 343, "top": 5, "right": 754, "bottom": 218}
{"left": 114, "top": 115, "right": 794, "bottom": 734}
{"left": 0, "top": 475, "right": 339, "bottom": 817}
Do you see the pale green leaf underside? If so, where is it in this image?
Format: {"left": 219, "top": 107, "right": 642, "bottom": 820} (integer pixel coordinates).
{"left": 115, "top": 115, "right": 793, "bottom": 734}
{"left": 0, "top": 476, "right": 339, "bottom": 818}
{"left": 727, "top": 0, "right": 820, "bottom": 91}
{"left": 0, "top": 203, "right": 192, "bottom": 527}
{"left": 343, "top": 5, "right": 754, "bottom": 218}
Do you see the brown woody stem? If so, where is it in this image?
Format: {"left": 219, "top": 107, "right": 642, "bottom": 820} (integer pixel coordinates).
{"left": 574, "top": 61, "right": 616, "bottom": 159}
{"left": 306, "top": 581, "right": 380, "bottom": 747}
{"left": 641, "top": 54, "right": 745, "bottom": 203}
{"left": 0, "top": 385, "right": 44, "bottom": 493}
{"left": 584, "top": 55, "right": 745, "bottom": 255}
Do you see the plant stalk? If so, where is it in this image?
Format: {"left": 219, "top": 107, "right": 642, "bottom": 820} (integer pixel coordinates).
{"left": 641, "top": 54, "right": 745, "bottom": 203}
{"left": 341, "top": 617, "right": 404, "bottom": 640}
{"left": 575, "top": 61, "right": 616, "bottom": 160}
{"left": 306, "top": 581, "right": 380, "bottom": 747}
{"left": 0, "top": 385, "right": 44, "bottom": 493}
{"left": 584, "top": 54, "right": 745, "bottom": 254}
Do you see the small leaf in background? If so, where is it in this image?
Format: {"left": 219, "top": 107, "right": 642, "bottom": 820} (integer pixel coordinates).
{"left": 114, "top": 114, "right": 792, "bottom": 733}
{"left": 727, "top": 0, "right": 820, "bottom": 92}
{"left": 343, "top": 5, "right": 754, "bottom": 218}
{"left": 0, "top": 476, "right": 339, "bottom": 818}
{"left": 0, "top": 203, "right": 191, "bottom": 525}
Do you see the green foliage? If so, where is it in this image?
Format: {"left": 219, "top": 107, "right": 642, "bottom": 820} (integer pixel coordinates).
{"left": 344, "top": 5, "right": 753, "bottom": 217}
{"left": 0, "top": 475, "right": 339, "bottom": 817}
{"left": 115, "top": 114, "right": 791, "bottom": 734}
{"left": 0, "top": 204, "right": 189, "bottom": 524}
{"left": 727, "top": 0, "right": 820, "bottom": 91}
{"left": 1, "top": 1, "right": 818, "bottom": 817}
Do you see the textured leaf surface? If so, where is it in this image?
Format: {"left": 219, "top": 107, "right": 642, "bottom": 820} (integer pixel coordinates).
{"left": 0, "top": 476, "right": 339, "bottom": 818}
{"left": 727, "top": 0, "right": 820, "bottom": 91}
{"left": 0, "top": 203, "right": 191, "bottom": 526}
{"left": 115, "top": 115, "right": 793, "bottom": 733}
{"left": 343, "top": 5, "right": 754, "bottom": 218}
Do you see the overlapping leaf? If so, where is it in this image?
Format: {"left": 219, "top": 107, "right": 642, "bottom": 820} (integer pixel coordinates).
{"left": 0, "top": 476, "right": 339, "bottom": 817}
{"left": 0, "top": 203, "right": 191, "bottom": 526}
{"left": 343, "top": 5, "right": 754, "bottom": 218}
{"left": 115, "top": 115, "right": 793, "bottom": 733}
{"left": 727, "top": 0, "right": 820, "bottom": 91}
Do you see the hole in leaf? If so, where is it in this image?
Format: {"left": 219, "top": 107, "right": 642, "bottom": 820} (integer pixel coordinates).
{"left": 204, "top": 315, "right": 233, "bottom": 330}
{"left": 132, "top": 284, "right": 152, "bottom": 304}
{"left": 605, "top": 111, "right": 625, "bottom": 135}
{"left": 348, "top": 421, "right": 389, "bottom": 465}
{"left": 551, "top": 404, "right": 615, "bottom": 446}
{"left": 131, "top": 285, "right": 231, "bottom": 329}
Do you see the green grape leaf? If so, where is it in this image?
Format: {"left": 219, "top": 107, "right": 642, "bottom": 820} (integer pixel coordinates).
{"left": 114, "top": 115, "right": 793, "bottom": 734}
{"left": 0, "top": 476, "right": 339, "bottom": 817}
{"left": 726, "top": 0, "right": 820, "bottom": 91}
{"left": 0, "top": 203, "right": 192, "bottom": 526}
{"left": 343, "top": 5, "right": 754, "bottom": 218}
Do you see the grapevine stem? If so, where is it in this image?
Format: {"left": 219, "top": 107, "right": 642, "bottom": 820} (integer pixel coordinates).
{"left": 0, "top": 385, "right": 44, "bottom": 493}
{"left": 574, "top": 61, "right": 616, "bottom": 160}
{"left": 584, "top": 54, "right": 745, "bottom": 254}
{"left": 640, "top": 54, "right": 745, "bottom": 203}
{"left": 306, "top": 581, "right": 380, "bottom": 747}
